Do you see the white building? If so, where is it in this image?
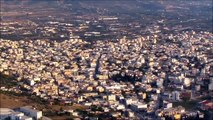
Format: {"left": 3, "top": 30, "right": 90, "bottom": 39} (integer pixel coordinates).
{"left": 163, "top": 101, "right": 173, "bottom": 109}
{"left": 125, "top": 98, "right": 138, "bottom": 105}
{"left": 183, "top": 78, "right": 191, "bottom": 87}
{"left": 131, "top": 102, "right": 147, "bottom": 111}
{"left": 0, "top": 108, "right": 16, "bottom": 120}
{"left": 108, "top": 95, "right": 116, "bottom": 101}
{"left": 116, "top": 104, "right": 125, "bottom": 110}
{"left": 0, "top": 108, "right": 32, "bottom": 120}
{"left": 19, "top": 106, "right": 42, "bottom": 119}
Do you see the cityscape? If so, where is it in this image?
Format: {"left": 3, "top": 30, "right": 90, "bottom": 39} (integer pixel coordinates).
{"left": 0, "top": 0, "right": 212, "bottom": 120}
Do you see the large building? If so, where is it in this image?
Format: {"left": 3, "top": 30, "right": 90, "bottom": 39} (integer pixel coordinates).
{"left": 19, "top": 106, "right": 42, "bottom": 120}
{"left": 0, "top": 108, "right": 32, "bottom": 120}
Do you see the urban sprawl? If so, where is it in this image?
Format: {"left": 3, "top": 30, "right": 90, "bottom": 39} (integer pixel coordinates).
{"left": 0, "top": 28, "right": 213, "bottom": 119}
{"left": 0, "top": 1, "right": 213, "bottom": 119}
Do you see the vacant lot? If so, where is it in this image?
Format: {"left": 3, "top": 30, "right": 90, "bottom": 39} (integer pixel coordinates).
{"left": 0, "top": 93, "right": 43, "bottom": 109}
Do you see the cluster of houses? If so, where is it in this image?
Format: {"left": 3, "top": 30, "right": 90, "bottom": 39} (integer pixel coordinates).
{"left": 0, "top": 30, "right": 212, "bottom": 119}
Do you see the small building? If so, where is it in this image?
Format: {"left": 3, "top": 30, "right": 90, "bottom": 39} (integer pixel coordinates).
{"left": 108, "top": 95, "right": 116, "bottom": 101}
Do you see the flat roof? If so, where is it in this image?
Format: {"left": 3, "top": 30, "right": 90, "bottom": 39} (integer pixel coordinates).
{"left": 20, "top": 115, "right": 32, "bottom": 120}
{"left": 20, "top": 106, "right": 42, "bottom": 113}
{"left": 0, "top": 108, "right": 14, "bottom": 115}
